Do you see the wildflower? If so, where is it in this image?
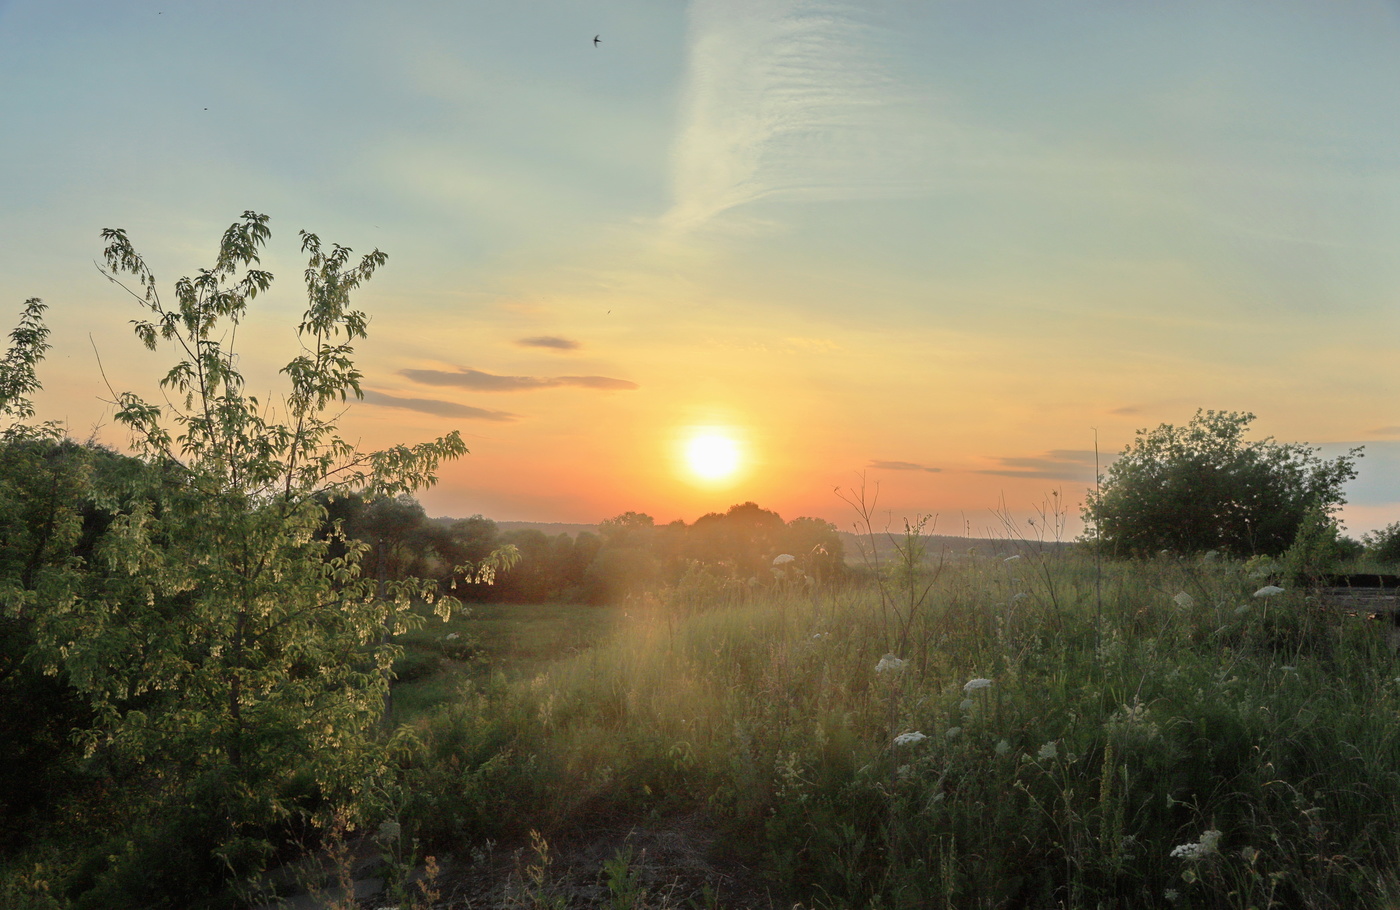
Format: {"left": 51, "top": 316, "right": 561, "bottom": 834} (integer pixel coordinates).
{"left": 995, "top": 738, "right": 1011, "bottom": 755}
{"left": 1164, "top": 889, "right": 1180, "bottom": 902}
{"left": 1254, "top": 585, "right": 1285, "bottom": 598}
{"left": 445, "top": 632, "right": 460, "bottom": 641}
{"left": 1234, "top": 604, "right": 1250, "bottom": 615}
{"left": 1173, "top": 592, "right": 1194, "bottom": 608}
{"left": 772, "top": 553, "right": 795, "bottom": 566}
{"left": 893, "top": 731, "right": 927, "bottom": 746}
{"left": 1036, "top": 741, "right": 1058, "bottom": 761}
{"left": 945, "top": 726, "right": 962, "bottom": 739}
{"left": 1170, "top": 829, "right": 1222, "bottom": 860}
{"left": 959, "top": 698, "right": 974, "bottom": 712}
{"left": 875, "top": 654, "right": 907, "bottom": 674}
{"left": 1011, "top": 592, "right": 1030, "bottom": 602}
{"left": 375, "top": 820, "right": 401, "bottom": 844}
{"left": 963, "top": 677, "right": 993, "bottom": 693}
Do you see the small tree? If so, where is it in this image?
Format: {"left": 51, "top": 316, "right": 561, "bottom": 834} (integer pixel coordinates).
{"left": 33, "top": 213, "right": 467, "bottom": 880}
{"left": 1084, "top": 410, "right": 1360, "bottom": 558}
{"left": 1362, "top": 522, "right": 1400, "bottom": 565}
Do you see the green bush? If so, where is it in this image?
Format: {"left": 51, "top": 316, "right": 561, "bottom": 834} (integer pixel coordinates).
{"left": 1084, "top": 410, "right": 1360, "bottom": 557}
{"left": 1363, "top": 522, "right": 1400, "bottom": 565}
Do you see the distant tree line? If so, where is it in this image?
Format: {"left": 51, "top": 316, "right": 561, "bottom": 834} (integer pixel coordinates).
{"left": 324, "top": 495, "right": 846, "bottom": 605}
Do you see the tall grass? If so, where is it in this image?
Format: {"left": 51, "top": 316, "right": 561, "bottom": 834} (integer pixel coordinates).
{"left": 408, "top": 550, "right": 1400, "bottom": 908}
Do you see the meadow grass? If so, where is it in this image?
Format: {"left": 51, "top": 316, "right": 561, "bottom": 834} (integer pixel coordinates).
{"left": 390, "top": 602, "right": 625, "bottom": 724}
{"left": 406, "top": 550, "right": 1400, "bottom": 909}
{"left": 10, "top": 553, "right": 1400, "bottom": 909}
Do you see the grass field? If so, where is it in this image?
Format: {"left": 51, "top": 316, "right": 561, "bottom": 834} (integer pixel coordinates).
{"left": 10, "top": 548, "right": 1400, "bottom": 909}
{"left": 390, "top": 602, "right": 625, "bottom": 723}
{"left": 391, "top": 548, "right": 1400, "bottom": 909}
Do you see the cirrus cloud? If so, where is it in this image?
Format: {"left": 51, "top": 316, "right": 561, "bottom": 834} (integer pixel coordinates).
{"left": 401, "top": 367, "right": 638, "bottom": 392}
{"left": 361, "top": 390, "right": 518, "bottom": 422}
{"left": 516, "top": 336, "right": 581, "bottom": 351}
{"left": 976, "top": 449, "right": 1099, "bottom": 481}
{"left": 869, "top": 459, "right": 941, "bottom": 473}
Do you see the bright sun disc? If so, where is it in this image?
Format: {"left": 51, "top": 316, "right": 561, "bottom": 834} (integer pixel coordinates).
{"left": 685, "top": 433, "right": 741, "bottom": 481}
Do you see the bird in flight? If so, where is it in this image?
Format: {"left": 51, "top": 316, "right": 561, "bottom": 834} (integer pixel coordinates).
{"left": 593, "top": 35, "right": 601, "bottom": 47}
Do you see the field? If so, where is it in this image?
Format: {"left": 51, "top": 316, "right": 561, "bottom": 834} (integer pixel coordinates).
{"left": 370, "top": 544, "right": 1400, "bottom": 909}
{"left": 10, "top": 542, "right": 1400, "bottom": 909}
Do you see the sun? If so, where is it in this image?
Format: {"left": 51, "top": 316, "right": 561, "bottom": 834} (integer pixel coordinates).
{"left": 684, "top": 431, "right": 742, "bottom": 482}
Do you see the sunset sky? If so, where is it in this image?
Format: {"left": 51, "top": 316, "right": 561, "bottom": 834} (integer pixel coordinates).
{"left": 4, "top": 0, "right": 1400, "bottom": 537}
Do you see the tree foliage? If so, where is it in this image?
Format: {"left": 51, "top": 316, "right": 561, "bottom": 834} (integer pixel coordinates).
{"left": 1084, "top": 410, "right": 1360, "bottom": 558}
{"left": 1, "top": 215, "right": 469, "bottom": 891}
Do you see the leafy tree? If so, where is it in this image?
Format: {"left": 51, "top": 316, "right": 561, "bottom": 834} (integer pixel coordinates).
{"left": 1084, "top": 410, "right": 1360, "bottom": 557}
{"left": 597, "top": 510, "right": 656, "bottom": 547}
{"left": 0, "top": 301, "right": 107, "bottom": 843}
{"left": 0, "top": 298, "right": 57, "bottom": 441}
{"left": 781, "top": 516, "right": 845, "bottom": 581}
{"left": 687, "top": 501, "right": 786, "bottom": 578}
{"left": 28, "top": 213, "right": 468, "bottom": 885}
{"left": 1363, "top": 522, "right": 1400, "bottom": 565}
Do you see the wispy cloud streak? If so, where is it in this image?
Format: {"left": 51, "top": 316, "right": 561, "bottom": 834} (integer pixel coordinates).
{"left": 666, "top": 0, "right": 936, "bottom": 229}
{"left": 361, "top": 390, "right": 518, "bottom": 422}
{"left": 401, "top": 368, "right": 638, "bottom": 392}
{"left": 517, "top": 336, "right": 581, "bottom": 351}
{"left": 869, "top": 459, "right": 941, "bottom": 473}
{"left": 977, "top": 450, "right": 1099, "bottom": 481}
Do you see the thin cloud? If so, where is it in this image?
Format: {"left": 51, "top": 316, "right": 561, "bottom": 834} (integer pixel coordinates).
{"left": 361, "top": 390, "right": 518, "bottom": 422}
{"left": 666, "top": 0, "right": 940, "bottom": 230}
{"left": 1109, "top": 405, "right": 1143, "bottom": 416}
{"left": 1368, "top": 426, "right": 1400, "bottom": 437}
{"left": 869, "top": 459, "right": 941, "bottom": 473}
{"left": 401, "top": 368, "right": 638, "bottom": 392}
{"left": 977, "top": 450, "right": 1099, "bottom": 481}
{"left": 516, "top": 336, "right": 581, "bottom": 351}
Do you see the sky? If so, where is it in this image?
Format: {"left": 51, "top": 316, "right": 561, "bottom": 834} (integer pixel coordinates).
{"left": 4, "top": 0, "right": 1400, "bottom": 537}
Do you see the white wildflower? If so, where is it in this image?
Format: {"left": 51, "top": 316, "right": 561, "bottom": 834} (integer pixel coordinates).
{"left": 1164, "top": 889, "right": 1180, "bottom": 902}
{"left": 1234, "top": 604, "right": 1251, "bottom": 615}
{"left": 445, "top": 632, "right": 460, "bottom": 641}
{"left": 375, "top": 820, "right": 401, "bottom": 844}
{"left": 945, "top": 726, "right": 962, "bottom": 739}
{"left": 772, "top": 553, "right": 795, "bottom": 566}
{"left": 893, "top": 731, "right": 927, "bottom": 747}
{"left": 1173, "top": 592, "right": 1194, "bottom": 608}
{"left": 963, "top": 677, "right": 993, "bottom": 693}
{"left": 875, "top": 654, "right": 907, "bottom": 674}
{"left": 1254, "top": 585, "right": 1285, "bottom": 598}
{"left": 1037, "top": 741, "right": 1058, "bottom": 761}
{"left": 1170, "top": 829, "right": 1222, "bottom": 860}
{"left": 1011, "top": 592, "right": 1030, "bottom": 602}
{"left": 995, "top": 739, "right": 1011, "bottom": 756}
{"left": 959, "top": 698, "right": 974, "bottom": 712}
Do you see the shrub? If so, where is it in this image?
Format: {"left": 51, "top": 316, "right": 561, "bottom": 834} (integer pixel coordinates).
{"left": 1084, "top": 410, "right": 1360, "bottom": 557}
{"left": 1363, "top": 522, "right": 1400, "bottom": 565}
